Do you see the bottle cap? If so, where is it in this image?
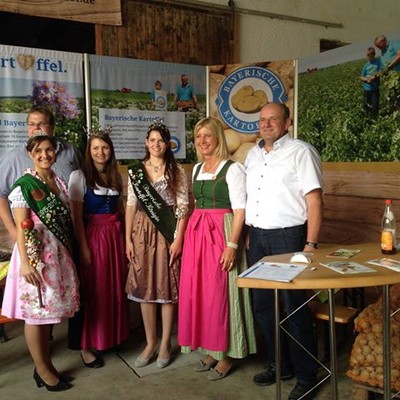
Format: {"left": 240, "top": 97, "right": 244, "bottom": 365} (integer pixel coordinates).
{"left": 385, "top": 199, "right": 392, "bottom": 204}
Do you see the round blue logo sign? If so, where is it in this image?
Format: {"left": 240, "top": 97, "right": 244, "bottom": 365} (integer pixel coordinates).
{"left": 170, "top": 135, "right": 181, "bottom": 154}
{"left": 216, "top": 66, "right": 288, "bottom": 134}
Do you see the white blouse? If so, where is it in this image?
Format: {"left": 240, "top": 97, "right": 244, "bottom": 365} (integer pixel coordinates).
{"left": 68, "top": 169, "right": 119, "bottom": 202}
{"left": 127, "top": 163, "right": 189, "bottom": 209}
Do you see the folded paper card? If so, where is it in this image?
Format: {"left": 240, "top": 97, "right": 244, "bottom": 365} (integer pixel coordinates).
{"left": 290, "top": 252, "right": 312, "bottom": 263}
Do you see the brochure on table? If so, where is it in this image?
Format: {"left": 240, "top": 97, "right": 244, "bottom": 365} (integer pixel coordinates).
{"left": 320, "top": 261, "right": 376, "bottom": 275}
{"left": 367, "top": 258, "right": 400, "bottom": 272}
{"left": 239, "top": 261, "right": 307, "bottom": 282}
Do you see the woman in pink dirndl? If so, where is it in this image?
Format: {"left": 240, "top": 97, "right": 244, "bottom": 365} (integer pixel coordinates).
{"left": 68, "top": 130, "right": 129, "bottom": 367}
{"left": 178, "top": 117, "right": 256, "bottom": 380}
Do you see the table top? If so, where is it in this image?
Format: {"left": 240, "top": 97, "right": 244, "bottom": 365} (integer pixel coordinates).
{"left": 236, "top": 242, "right": 400, "bottom": 290}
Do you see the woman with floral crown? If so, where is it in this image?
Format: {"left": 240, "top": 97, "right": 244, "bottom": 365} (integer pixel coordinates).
{"left": 1, "top": 133, "right": 80, "bottom": 391}
{"left": 125, "top": 121, "right": 189, "bottom": 369}
{"left": 68, "top": 129, "right": 129, "bottom": 368}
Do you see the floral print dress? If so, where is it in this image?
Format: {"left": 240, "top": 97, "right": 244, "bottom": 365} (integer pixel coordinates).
{"left": 1, "top": 170, "right": 80, "bottom": 325}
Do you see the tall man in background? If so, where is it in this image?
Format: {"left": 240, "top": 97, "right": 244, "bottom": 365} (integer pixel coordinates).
{"left": 374, "top": 35, "right": 400, "bottom": 72}
{"left": 245, "top": 102, "right": 323, "bottom": 400}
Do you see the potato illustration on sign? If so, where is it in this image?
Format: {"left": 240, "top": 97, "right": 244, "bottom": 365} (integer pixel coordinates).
{"left": 210, "top": 61, "right": 295, "bottom": 163}
{"left": 231, "top": 85, "right": 268, "bottom": 114}
{"left": 17, "top": 54, "right": 35, "bottom": 70}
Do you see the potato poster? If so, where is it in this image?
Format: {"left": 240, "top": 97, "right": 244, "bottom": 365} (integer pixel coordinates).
{"left": 208, "top": 60, "right": 296, "bottom": 163}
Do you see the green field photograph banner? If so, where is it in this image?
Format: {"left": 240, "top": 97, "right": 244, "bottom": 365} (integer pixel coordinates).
{"left": 298, "top": 31, "right": 400, "bottom": 162}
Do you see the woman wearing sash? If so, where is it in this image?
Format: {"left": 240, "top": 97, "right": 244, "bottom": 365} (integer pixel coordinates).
{"left": 178, "top": 117, "right": 256, "bottom": 380}
{"left": 1, "top": 134, "right": 79, "bottom": 391}
{"left": 125, "top": 122, "right": 189, "bottom": 369}
{"left": 68, "top": 130, "right": 129, "bottom": 366}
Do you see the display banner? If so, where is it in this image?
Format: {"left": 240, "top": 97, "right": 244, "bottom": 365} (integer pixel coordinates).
{"left": 298, "top": 31, "right": 400, "bottom": 162}
{"left": 89, "top": 54, "right": 206, "bottom": 161}
{"left": 0, "top": 44, "right": 85, "bottom": 156}
{"left": 0, "top": 0, "right": 122, "bottom": 26}
{"left": 208, "top": 61, "right": 296, "bottom": 163}
{"left": 98, "top": 108, "right": 185, "bottom": 160}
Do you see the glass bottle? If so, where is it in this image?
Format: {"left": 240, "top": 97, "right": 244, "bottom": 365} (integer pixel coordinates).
{"left": 381, "top": 199, "right": 397, "bottom": 254}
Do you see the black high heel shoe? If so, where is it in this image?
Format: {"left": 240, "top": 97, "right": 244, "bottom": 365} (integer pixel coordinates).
{"left": 33, "top": 369, "right": 71, "bottom": 391}
{"left": 59, "top": 374, "right": 74, "bottom": 383}
{"left": 80, "top": 352, "right": 104, "bottom": 369}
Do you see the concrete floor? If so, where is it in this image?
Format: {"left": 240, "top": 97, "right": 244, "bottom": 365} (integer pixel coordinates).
{"left": 0, "top": 317, "right": 361, "bottom": 400}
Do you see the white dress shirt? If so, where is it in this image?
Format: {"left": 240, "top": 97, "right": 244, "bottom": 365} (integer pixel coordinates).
{"left": 245, "top": 134, "right": 323, "bottom": 229}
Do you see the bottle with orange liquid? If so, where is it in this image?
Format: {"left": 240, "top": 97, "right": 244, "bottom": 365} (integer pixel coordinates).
{"left": 381, "top": 199, "right": 397, "bottom": 254}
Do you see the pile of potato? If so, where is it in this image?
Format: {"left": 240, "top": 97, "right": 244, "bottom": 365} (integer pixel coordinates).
{"left": 347, "top": 284, "right": 400, "bottom": 390}
{"left": 209, "top": 61, "right": 295, "bottom": 164}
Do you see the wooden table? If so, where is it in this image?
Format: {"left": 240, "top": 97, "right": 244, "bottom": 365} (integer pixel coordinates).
{"left": 237, "top": 243, "right": 400, "bottom": 400}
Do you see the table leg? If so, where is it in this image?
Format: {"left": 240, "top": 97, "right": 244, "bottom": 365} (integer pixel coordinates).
{"left": 328, "top": 288, "right": 339, "bottom": 399}
{"left": 275, "top": 288, "right": 281, "bottom": 399}
{"left": 382, "top": 285, "right": 391, "bottom": 400}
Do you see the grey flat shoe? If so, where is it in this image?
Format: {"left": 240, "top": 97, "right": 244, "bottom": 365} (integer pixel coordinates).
{"left": 193, "top": 359, "right": 218, "bottom": 372}
{"left": 134, "top": 350, "right": 156, "bottom": 368}
{"left": 207, "top": 367, "right": 230, "bottom": 381}
{"left": 156, "top": 357, "right": 171, "bottom": 369}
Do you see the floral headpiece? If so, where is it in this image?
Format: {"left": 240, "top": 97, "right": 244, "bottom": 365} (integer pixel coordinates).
{"left": 30, "top": 131, "right": 49, "bottom": 139}
{"left": 85, "top": 125, "right": 112, "bottom": 139}
{"left": 147, "top": 119, "right": 171, "bottom": 142}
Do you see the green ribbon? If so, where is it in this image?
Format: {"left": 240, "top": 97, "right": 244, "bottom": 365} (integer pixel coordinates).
{"left": 12, "top": 174, "right": 73, "bottom": 252}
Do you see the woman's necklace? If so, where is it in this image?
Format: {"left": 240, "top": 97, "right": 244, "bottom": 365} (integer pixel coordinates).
{"left": 37, "top": 172, "right": 59, "bottom": 193}
{"left": 148, "top": 159, "right": 165, "bottom": 173}
{"left": 203, "top": 159, "right": 220, "bottom": 174}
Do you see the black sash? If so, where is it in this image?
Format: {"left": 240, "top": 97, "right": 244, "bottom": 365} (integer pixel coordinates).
{"left": 128, "top": 161, "right": 176, "bottom": 244}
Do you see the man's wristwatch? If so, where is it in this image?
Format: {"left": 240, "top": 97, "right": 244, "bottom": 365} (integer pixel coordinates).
{"left": 305, "top": 241, "right": 318, "bottom": 249}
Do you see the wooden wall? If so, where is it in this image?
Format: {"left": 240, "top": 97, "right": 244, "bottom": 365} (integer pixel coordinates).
{"left": 95, "top": 0, "right": 235, "bottom": 65}
{"left": 1, "top": 163, "right": 397, "bottom": 251}
{"left": 320, "top": 163, "right": 400, "bottom": 245}
{"left": 120, "top": 162, "right": 398, "bottom": 247}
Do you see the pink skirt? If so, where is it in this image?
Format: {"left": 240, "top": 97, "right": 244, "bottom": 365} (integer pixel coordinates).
{"left": 80, "top": 213, "right": 129, "bottom": 350}
{"left": 178, "top": 209, "right": 230, "bottom": 352}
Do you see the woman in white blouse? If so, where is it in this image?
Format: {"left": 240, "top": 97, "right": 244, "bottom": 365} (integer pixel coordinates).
{"left": 178, "top": 117, "right": 256, "bottom": 381}
{"left": 68, "top": 131, "right": 129, "bottom": 368}
{"left": 125, "top": 122, "right": 189, "bottom": 369}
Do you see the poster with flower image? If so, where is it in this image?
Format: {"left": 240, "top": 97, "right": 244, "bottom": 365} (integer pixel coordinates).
{"left": 0, "top": 44, "right": 85, "bottom": 156}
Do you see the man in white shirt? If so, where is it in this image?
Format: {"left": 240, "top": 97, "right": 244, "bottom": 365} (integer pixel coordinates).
{"left": 245, "top": 102, "right": 323, "bottom": 400}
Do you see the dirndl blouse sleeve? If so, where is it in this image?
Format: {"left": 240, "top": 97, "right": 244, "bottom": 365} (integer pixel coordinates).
{"left": 226, "top": 162, "right": 246, "bottom": 210}
{"left": 8, "top": 186, "right": 28, "bottom": 209}
{"left": 68, "top": 170, "right": 86, "bottom": 202}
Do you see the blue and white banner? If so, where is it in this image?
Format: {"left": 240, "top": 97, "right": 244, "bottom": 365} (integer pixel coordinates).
{"left": 209, "top": 61, "right": 296, "bottom": 163}
{"left": 89, "top": 54, "right": 206, "bottom": 161}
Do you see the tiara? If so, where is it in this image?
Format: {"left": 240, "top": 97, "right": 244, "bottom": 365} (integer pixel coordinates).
{"left": 147, "top": 119, "right": 171, "bottom": 139}
{"left": 85, "top": 125, "right": 112, "bottom": 138}
{"left": 147, "top": 118, "right": 167, "bottom": 132}
{"left": 30, "top": 132, "right": 49, "bottom": 139}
